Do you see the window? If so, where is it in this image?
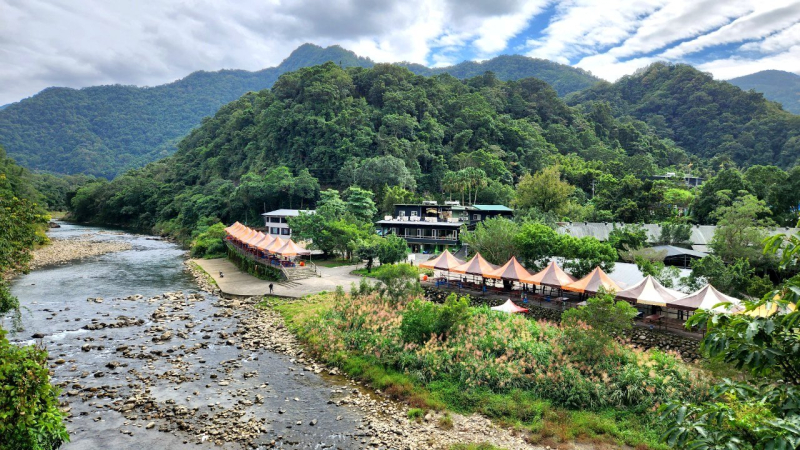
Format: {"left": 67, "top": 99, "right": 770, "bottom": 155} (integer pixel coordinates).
{"left": 417, "top": 229, "right": 423, "bottom": 237}
{"left": 270, "top": 227, "right": 280, "bottom": 235}
{"left": 399, "top": 210, "right": 406, "bottom": 217}
{"left": 391, "top": 227, "right": 398, "bottom": 235}
{"left": 281, "top": 228, "right": 290, "bottom": 236}
{"left": 270, "top": 217, "right": 280, "bottom": 223}
{"left": 473, "top": 214, "right": 481, "bottom": 221}
{"left": 410, "top": 211, "right": 418, "bottom": 217}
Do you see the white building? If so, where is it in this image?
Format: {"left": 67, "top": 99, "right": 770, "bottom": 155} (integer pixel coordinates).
{"left": 261, "top": 209, "right": 314, "bottom": 238}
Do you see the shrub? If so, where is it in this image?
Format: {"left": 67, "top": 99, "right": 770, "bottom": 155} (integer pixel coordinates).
{"left": 407, "top": 408, "right": 424, "bottom": 422}
{"left": 190, "top": 222, "right": 226, "bottom": 258}
{"left": 0, "top": 330, "right": 69, "bottom": 450}
{"left": 400, "top": 294, "right": 471, "bottom": 345}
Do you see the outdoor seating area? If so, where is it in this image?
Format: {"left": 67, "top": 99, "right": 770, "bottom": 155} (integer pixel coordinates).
{"left": 224, "top": 222, "right": 310, "bottom": 268}
{"left": 420, "top": 249, "right": 747, "bottom": 335}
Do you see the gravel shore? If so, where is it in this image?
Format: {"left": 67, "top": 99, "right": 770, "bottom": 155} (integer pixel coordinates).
{"left": 31, "top": 235, "right": 133, "bottom": 270}
{"left": 184, "top": 263, "right": 541, "bottom": 450}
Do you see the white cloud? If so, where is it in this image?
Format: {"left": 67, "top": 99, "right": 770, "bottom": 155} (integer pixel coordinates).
{"left": 698, "top": 45, "right": 800, "bottom": 79}
{"left": 660, "top": 1, "right": 800, "bottom": 59}
{"left": 2, "top": 0, "right": 800, "bottom": 105}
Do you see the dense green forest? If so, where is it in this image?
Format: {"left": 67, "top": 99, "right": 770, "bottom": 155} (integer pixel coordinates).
{"left": 0, "top": 44, "right": 598, "bottom": 178}
{"left": 728, "top": 69, "right": 800, "bottom": 115}
{"left": 567, "top": 63, "right": 800, "bottom": 169}
{"left": 69, "top": 62, "right": 800, "bottom": 244}
{"left": 401, "top": 54, "right": 599, "bottom": 96}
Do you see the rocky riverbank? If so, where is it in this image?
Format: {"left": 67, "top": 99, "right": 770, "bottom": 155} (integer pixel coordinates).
{"left": 185, "top": 262, "right": 539, "bottom": 449}
{"left": 30, "top": 235, "right": 133, "bottom": 270}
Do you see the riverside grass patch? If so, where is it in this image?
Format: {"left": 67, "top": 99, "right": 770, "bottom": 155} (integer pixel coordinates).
{"left": 276, "top": 292, "right": 710, "bottom": 449}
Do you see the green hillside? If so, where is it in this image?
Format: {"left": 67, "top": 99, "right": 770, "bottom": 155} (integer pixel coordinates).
{"left": 0, "top": 44, "right": 373, "bottom": 178}
{"left": 402, "top": 54, "right": 600, "bottom": 96}
{"left": 728, "top": 69, "right": 800, "bottom": 115}
{"left": 68, "top": 63, "right": 698, "bottom": 238}
{"left": 0, "top": 44, "right": 597, "bottom": 178}
{"left": 567, "top": 62, "right": 800, "bottom": 168}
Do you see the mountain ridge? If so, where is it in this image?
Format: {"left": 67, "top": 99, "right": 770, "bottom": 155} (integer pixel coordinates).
{"left": 0, "top": 43, "right": 598, "bottom": 178}
{"left": 727, "top": 69, "right": 800, "bottom": 115}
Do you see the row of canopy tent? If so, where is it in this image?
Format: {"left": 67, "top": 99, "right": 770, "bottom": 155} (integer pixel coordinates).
{"left": 420, "top": 250, "right": 748, "bottom": 315}
{"left": 224, "top": 222, "right": 310, "bottom": 256}
{"left": 420, "top": 251, "right": 617, "bottom": 294}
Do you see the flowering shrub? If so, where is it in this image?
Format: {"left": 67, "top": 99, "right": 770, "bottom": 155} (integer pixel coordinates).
{"left": 297, "top": 291, "right": 709, "bottom": 417}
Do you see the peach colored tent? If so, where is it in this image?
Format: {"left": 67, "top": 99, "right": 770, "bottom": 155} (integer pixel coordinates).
{"left": 485, "top": 256, "right": 532, "bottom": 281}
{"left": 666, "top": 284, "right": 744, "bottom": 313}
{"left": 523, "top": 261, "right": 576, "bottom": 288}
{"left": 563, "top": 267, "right": 620, "bottom": 295}
{"left": 419, "top": 250, "right": 465, "bottom": 271}
{"left": 265, "top": 237, "right": 286, "bottom": 253}
{"left": 238, "top": 228, "right": 258, "bottom": 243}
{"left": 245, "top": 231, "right": 267, "bottom": 247}
{"left": 450, "top": 253, "right": 498, "bottom": 276}
{"left": 274, "top": 239, "right": 311, "bottom": 256}
{"left": 255, "top": 234, "right": 276, "bottom": 251}
{"left": 615, "top": 275, "right": 686, "bottom": 307}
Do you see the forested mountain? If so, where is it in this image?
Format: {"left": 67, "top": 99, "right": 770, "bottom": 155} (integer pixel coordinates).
{"left": 567, "top": 63, "right": 800, "bottom": 169}
{"left": 728, "top": 70, "right": 800, "bottom": 115}
{"left": 70, "top": 63, "right": 699, "bottom": 238}
{"left": 0, "top": 44, "right": 597, "bottom": 178}
{"left": 0, "top": 44, "right": 372, "bottom": 178}
{"left": 402, "top": 55, "right": 600, "bottom": 96}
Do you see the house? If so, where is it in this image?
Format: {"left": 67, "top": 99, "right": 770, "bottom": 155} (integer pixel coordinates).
{"left": 261, "top": 209, "right": 314, "bottom": 238}
{"left": 375, "top": 202, "right": 513, "bottom": 253}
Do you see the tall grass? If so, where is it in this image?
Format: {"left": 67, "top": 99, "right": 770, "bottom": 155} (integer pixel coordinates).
{"left": 276, "top": 292, "right": 709, "bottom": 448}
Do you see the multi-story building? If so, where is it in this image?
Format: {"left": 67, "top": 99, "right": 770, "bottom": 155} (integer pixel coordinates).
{"left": 375, "top": 201, "right": 513, "bottom": 253}
{"left": 261, "top": 209, "right": 314, "bottom": 238}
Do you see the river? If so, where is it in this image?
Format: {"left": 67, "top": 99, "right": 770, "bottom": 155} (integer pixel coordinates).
{"left": 9, "top": 223, "right": 369, "bottom": 449}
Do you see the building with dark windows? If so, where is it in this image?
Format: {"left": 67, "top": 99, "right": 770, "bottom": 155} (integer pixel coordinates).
{"left": 376, "top": 201, "right": 513, "bottom": 253}
{"left": 261, "top": 209, "right": 314, "bottom": 238}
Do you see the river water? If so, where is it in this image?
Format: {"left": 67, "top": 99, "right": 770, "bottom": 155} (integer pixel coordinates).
{"left": 9, "top": 223, "right": 368, "bottom": 449}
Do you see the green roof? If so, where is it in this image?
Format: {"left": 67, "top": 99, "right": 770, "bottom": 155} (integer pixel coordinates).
{"left": 472, "top": 204, "right": 513, "bottom": 212}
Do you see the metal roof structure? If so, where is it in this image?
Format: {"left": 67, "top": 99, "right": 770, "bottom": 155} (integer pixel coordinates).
{"left": 472, "top": 204, "right": 513, "bottom": 212}
{"left": 555, "top": 222, "right": 798, "bottom": 246}
{"left": 261, "top": 209, "right": 314, "bottom": 217}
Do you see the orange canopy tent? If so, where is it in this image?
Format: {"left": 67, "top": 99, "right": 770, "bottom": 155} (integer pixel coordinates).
{"left": 615, "top": 275, "right": 686, "bottom": 307}
{"left": 524, "top": 261, "right": 576, "bottom": 288}
{"left": 485, "top": 256, "right": 532, "bottom": 281}
{"left": 255, "top": 234, "right": 276, "bottom": 251}
{"left": 238, "top": 228, "right": 258, "bottom": 243}
{"left": 451, "top": 253, "right": 498, "bottom": 276}
{"left": 563, "top": 267, "right": 620, "bottom": 295}
{"left": 666, "top": 284, "right": 744, "bottom": 313}
{"left": 245, "top": 231, "right": 267, "bottom": 247}
{"left": 419, "top": 250, "right": 465, "bottom": 271}
{"left": 274, "top": 239, "right": 311, "bottom": 256}
{"left": 265, "top": 237, "right": 286, "bottom": 253}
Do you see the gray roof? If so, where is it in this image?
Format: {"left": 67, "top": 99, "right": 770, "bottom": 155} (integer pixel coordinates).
{"left": 556, "top": 222, "right": 798, "bottom": 245}
{"left": 649, "top": 245, "right": 707, "bottom": 259}
{"left": 261, "top": 209, "right": 314, "bottom": 217}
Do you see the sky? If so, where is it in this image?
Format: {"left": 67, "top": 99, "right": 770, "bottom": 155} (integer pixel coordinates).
{"left": 2, "top": 0, "right": 800, "bottom": 105}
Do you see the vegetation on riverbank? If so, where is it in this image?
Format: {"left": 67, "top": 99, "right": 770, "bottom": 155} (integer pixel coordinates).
{"left": 276, "top": 288, "right": 708, "bottom": 449}
{"left": 0, "top": 146, "right": 69, "bottom": 448}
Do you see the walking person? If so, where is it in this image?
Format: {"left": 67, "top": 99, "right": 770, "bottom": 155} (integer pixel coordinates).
{"left": 269, "top": 283, "right": 273, "bottom": 294}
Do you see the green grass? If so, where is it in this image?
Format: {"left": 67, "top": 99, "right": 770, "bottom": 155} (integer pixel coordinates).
{"left": 450, "top": 444, "right": 506, "bottom": 450}
{"left": 312, "top": 258, "right": 357, "bottom": 268}
{"left": 273, "top": 293, "right": 670, "bottom": 449}
{"left": 352, "top": 264, "right": 433, "bottom": 279}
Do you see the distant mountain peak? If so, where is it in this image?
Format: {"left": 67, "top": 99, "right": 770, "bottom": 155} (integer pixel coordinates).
{"left": 728, "top": 69, "right": 800, "bottom": 114}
